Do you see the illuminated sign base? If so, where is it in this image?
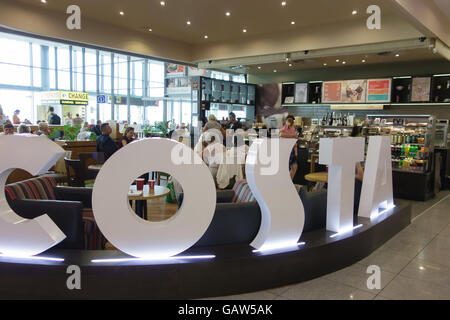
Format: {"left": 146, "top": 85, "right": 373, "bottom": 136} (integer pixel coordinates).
{"left": 0, "top": 202, "right": 410, "bottom": 299}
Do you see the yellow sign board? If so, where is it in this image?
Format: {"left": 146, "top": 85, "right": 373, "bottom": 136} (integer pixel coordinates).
{"left": 41, "top": 91, "right": 89, "bottom": 105}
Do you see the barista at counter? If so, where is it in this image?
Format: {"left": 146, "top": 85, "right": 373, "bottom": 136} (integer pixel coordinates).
{"left": 281, "top": 116, "right": 299, "bottom": 180}
{"left": 228, "top": 112, "right": 242, "bottom": 130}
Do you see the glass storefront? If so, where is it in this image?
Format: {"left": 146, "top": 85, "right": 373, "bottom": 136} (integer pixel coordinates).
{"left": 0, "top": 31, "right": 245, "bottom": 127}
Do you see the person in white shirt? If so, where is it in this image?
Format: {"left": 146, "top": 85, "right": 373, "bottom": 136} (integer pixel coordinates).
{"left": 202, "top": 133, "right": 226, "bottom": 183}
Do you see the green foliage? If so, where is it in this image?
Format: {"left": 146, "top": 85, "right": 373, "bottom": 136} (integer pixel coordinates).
{"left": 62, "top": 123, "right": 81, "bottom": 141}
{"left": 142, "top": 121, "right": 169, "bottom": 137}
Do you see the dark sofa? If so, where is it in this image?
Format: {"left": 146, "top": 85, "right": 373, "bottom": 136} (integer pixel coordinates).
{"left": 181, "top": 187, "right": 329, "bottom": 248}
{"left": 4, "top": 175, "right": 98, "bottom": 250}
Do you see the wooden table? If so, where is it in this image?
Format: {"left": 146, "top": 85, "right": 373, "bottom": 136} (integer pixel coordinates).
{"left": 128, "top": 185, "right": 170, "bottom": 201}
{"left": 88, "top": 164, "right": 103, "bottom": 172}
{"left": 128, "top": 185, "right": 171, "bottom": 220}
{"left": 304, "top": 172, "right": 328, "bottom": 183}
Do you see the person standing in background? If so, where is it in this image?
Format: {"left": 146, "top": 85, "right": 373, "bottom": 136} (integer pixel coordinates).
{"left": 280, "top": 117, "right": 299, "bottom": 180}
{"left": 65, "top": 112, "right": 73, "bottom": 125}
{"left": 47, "top": 107, "right": 61, "bottom": 125}
{"left": 72, "top": 114, "right": 84, "bottom": 127}
{"left": 12, "top": 110, "right": 21, "bottom": 125}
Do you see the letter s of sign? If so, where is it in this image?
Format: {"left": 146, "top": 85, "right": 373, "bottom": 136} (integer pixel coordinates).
{"left": 92, "top": 139, "right": 216, "bottom": 259}
{"left": 0, "top": 135, "right": 66, "bottom": 256}
{"left": 66, "top": 5, "right": 81, "bottom": 30}
{"left": 246, "top": 138, "right": 305, "bottom": 251}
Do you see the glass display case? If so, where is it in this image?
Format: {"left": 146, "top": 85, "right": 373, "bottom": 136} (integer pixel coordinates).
{"left": 364, "top": 114, "right": 435, "bottom": 174}
{"left": 435, "top": 119, "right": 449, "bottom": 148}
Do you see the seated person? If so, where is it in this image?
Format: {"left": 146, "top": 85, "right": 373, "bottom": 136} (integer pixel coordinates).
{"left": 36, "top": 121, "right": 50, "bottom": 136}
{"left": 96, "top": 123, "right": 118, "bottom": 160}
{"left": 1, "top": 123, "right": 15, "bottom": 135}
{"left": 18, "top": 124, "right": 31, "bottom": 134}
{"left": 202, "top": 133, "right": 226, "bottom": 183}
{"left": 229, "top": 133, "right": 249, "bottom": 165}
{"left": 121, "top": 126, "right": 135, "bottom": 148}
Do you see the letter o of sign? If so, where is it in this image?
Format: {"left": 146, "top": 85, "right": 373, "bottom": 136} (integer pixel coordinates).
{"left": 0, "top": 135, "right": 66, "bottom": 256}
{"left": 92, "top": 138, "right": 216, "bottom": 259}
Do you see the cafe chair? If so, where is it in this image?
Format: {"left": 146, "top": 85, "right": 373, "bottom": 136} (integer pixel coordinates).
{"left": 5, "top": 174, "right": 105, "bottom": 250}
{"left": 78, "top": 152, "right": 105, "bottom": 181}
{"left": 64, "top": 158, "right": 94, "bottom": 187}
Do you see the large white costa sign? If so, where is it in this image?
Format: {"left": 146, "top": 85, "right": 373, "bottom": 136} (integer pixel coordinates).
{"left": 0, "top": 135, "right": 393, "bottom": 259}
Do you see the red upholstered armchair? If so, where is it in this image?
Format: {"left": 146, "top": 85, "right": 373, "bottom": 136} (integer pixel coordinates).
{"left": 4, "top": 175, "right": 105, "bottom": 250}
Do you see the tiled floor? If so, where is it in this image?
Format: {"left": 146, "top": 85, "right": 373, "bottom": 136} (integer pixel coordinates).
{"left": 206, "top": 190, "right": 450, "bottom": 300}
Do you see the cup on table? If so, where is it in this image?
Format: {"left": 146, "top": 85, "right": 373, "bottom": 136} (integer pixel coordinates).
{"left": 148, "top": 180, "right": 155, "bottom": 190}
{"left": 136, "top": 178, "right": 145, "bottom": 191}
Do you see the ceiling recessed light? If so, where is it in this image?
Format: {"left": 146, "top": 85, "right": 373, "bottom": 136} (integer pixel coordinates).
{"left": 204, "top": 35, "right": 208, "bottom": 39}
{"left": 336, "top": 59, "right": 340, "bottom": 62}
{"left": 395, "top": 53, "right": 400, "bottom": 57}
{"left": 226, "top": 12, "right": 231, "bottom": 16}
{"left": 282, "top": 1, "right": 287, "bottom": 6}
{"left": 274, "top": 70, "right": 277, "bottom": 73}
{"left": 352, "top": 10, "right": 357, "bottom": 15}
{"left": 323, "top": 63, "right": 327, "bottom": 66}
{"left": 186, "top": 20, "right": 191, "bottom": 25}
{"left": 289, "top": 64, "right": 293, "bottom": 67}
{"left": 41, "top": 0, "right": 46, "bottom": 3}
{"left": 160, "top": 1, "right": 165, "bottom": 6}
{"left": 342, "top": 61, "right": 346, "bottom": 64}
{"left": 258, "top": 66, "right": 262, "bottom": 69}
{"left": 362, "top": 59, "right": 366, "bottom": 63}
{"left": 291, "top": 21, "right": 295, "bottom": 25}
{"left": 148, "top": 28, "right": 153, "bottom": 32}
{"left": 243, "top": 29, "right": 247, "bottom": 33}
{"left": 119, "top": 11, "right": 124, "bottom": 15}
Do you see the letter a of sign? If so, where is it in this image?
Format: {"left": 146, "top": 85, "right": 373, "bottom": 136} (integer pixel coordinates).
{"left": 358, "top": 136, "right": 394, "bottom": 219}
{"left": 246, "top": 138, "right": 305, "bottom": 251}
{"left": 66, "top": 5, "right": 81, "bottom": 30}
{"left": 0, "top": 135, "right": 66, "bottom": 256}
{"left": 366, "top": 5, "right": 381, "bottom": 30}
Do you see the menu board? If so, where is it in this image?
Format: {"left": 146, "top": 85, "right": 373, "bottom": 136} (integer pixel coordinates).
{"left": 341, "top": 79, "right": 367, "bottom": 103}
{"left": 322, "top": 82, "right": 342, "bottom": 103}
{"left": 367, "top": 78, "right": 392, "bottom": 102}
{"left": 188, "top": 67, "right": 208, "bottom": 77}
{"left": 247, "top": 85, "right": 256, "bottom": 105}
{"left": 222, "top": 81, "right": 231, "bottom": 103}
{"left": 239, "top": 84, "right": 247, "bottom": 105}
{"left": 166, "top": 64, "right": 185, "bottom": 75}
{"left": 231, "top": 83, "right": 240, "bottom": 103}
{"left": 294, "top": 83, "right": 308, "bottom": 103}
{"left": 411, "top": 77, "right": 431, "bottom": 102}
{"left": 201, "top": 78, "right": 212, "bottom": 101}
{"left": 212, "top": 80, "right": 222, "bottom": 102}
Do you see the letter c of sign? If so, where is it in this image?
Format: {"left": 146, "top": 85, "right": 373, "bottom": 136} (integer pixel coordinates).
{"left": 92, "top": 138, "right": 216, "bottom": 259}
{"left": 0, "top": 135, "right": 66, "bottom": 256}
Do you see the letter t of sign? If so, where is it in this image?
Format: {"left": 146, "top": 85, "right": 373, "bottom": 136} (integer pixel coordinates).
{"left": 319, "top": 137, "right": 365, "bottom": 233}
